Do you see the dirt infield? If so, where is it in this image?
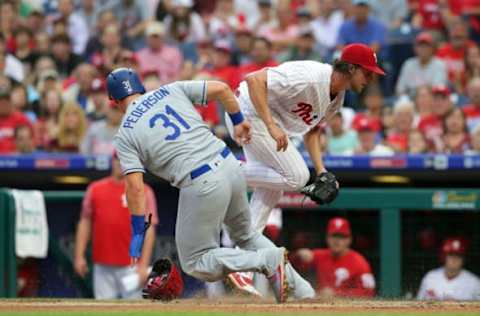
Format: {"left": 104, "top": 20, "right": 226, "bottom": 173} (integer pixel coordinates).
{"left": 1, "top": 299, "right": 480, "bottom": 314}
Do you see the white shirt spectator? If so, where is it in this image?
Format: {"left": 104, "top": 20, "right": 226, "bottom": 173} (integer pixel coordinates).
{"left": 396, "top": 57, "right": 447, "bottom": 96}
{"left": 417, "top": 267, "right": 480, "bottom": 301}
{"left": 67, "top": 12, "right": 90, "bottom": 55}
{"left": 164, "top": 12, "right": 207, "bottom": 43}
{"left": 310, "top": 10, "right": 344, "bottom": 57}
{"left": 4, "top": 54, "right": 25, "bottom": 82}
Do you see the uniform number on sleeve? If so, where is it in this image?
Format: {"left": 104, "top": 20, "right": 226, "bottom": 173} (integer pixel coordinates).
{"left": 149, "top": 105, "right": 191, "bottom": 141}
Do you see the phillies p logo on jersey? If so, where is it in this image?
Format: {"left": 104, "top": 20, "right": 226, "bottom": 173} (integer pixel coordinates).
{"left": 292, "top": 102, "right": 314, "bottom": 125}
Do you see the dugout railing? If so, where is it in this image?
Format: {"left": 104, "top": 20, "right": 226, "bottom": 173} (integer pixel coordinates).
{"left": 0, "top": 188, "right": 479, "bottom": 298}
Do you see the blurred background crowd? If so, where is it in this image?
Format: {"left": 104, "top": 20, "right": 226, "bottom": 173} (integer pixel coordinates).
{"left": 2, "top": 0, "right": 480, "bottom": 156}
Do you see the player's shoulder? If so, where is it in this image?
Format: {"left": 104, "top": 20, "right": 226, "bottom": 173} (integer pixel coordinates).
{"left": 424, "top": 267, "right": 444, "bottom": 280}
{"left": 461, "top": 269, "right": 480, "bottom": 283}
{"left": 312, "top": 248, "right": 330, "bottom": 259}
{"left": 347, "top": 249, "right": 371, "bottom": 265}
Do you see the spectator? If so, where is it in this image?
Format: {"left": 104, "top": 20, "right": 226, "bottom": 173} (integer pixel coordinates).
{"left": 463, "top": 78, "right": 480, "bottom": 132}
{"left": 136, "top": 22, "right": 183, "bottom": 85}
{"left": 54, "top": 0, "right": 89, "bottom": 55}
{"left": 50, "top": 33, "right": 84, "bottom": 78}
{"left": 416, "top": 85, "right": 443, "bottom": 151}
{"left": 442, "top": 108, "right": 470, "bottom": 153}
{"left": 12, "top": 27, "right": 38, "bottom": 75}
{"left": 81, "top": 103, "right": 122, "bottom": 155}
{"left": 232, "top": 28, "right": 253, "bottom": 66}
{"left": 0, "top": 86, "right": 31, "bottom": 153}
{"left": 239, "top": 37, "right": 278, "bottom": 80}
{"left": 74, "top": 152, "right": 158, "bottom": 299}
{"left": 386, "top": 99, "right": 415, "bottom": 152}
{"left": 352, "top": 85, "right": 383, "bottom": 134}
{"left": 50, "top": 102, "right": 86, "bottom": 152}
{"left": 208, "top": 0, "right": 238, "bottom": 41}
{"left": 278, "top": 27, "right": 321, "bottom": 63}
{"left": 258, "top": 6, "right": 299, "bottom": 52}
{"left": 327, "top": 112, "right": 359, "bottom": 155}
{"left": 25, "top": 8, "right": 47, "bottom": 36}
{"left": 436, "top": 21, "right": 476, "bottom": 88}
{"left": 142, "top": 71, "right": 162, "bottom": 92}
{"left": 10, "top": 84, "right": 36, "bottom": 123}
{"left": 296, "top": 6, "right": 313, "bottom": 29}
{"left": 336, "top": 0, "right": 387, "bottom": 54}
{"left": 295, "top": 217, "right": 376, "bottom": 298}
{"left": 409, "top": 130, "right": 429, "bottom": 154}
{"left": 463, "top": 45, "right": 480, "bottom": 93}
{"left": 78, "top": 0, "right": 99, "bottom": 34}
{"left": 63, "top": 63, "right": 98, "bottom": 111}
{"left": 33, "top": 31, "right": 50, "bottom": 56}
{"left": 84, "top": 10, "right": 119, "bottom": 59}
{"left": 355, "top": 117, "right": 393, "bottom": 155}
{"left": 0, "top": 1, "right": 19, "bottom": 53}
{"left": 395, "top": 32, "right": 447, "bottom": 97}
{"left": 34, "top": 89, "right": 63, "bottom": 150}
{"left": 0, "top": 33, "right": 25, "bottom": 83}
{"left": 90, "top": 24, "right": 129, "bottom": 77}
{"left": 100, "top": 0, "right": 147, "bottom": 50}
{"left": 163, "top": 0, "right": 207, "bottom": 43}
{"left": 86, "top": 78, "right": 108, "bottom": 122}
{"left": 368, "top": 0, "right": 408, "bottom": 29}
{"left": 254, "top": 0, "right": 275, "bottom": 32}
{"left": 310, "top": 0, "right": 344, "bottom": 60}
{"left": 14, "top": 125, "right": 36, "bottom": 154}
{"left": 415, "top": 0, "right": 458, "bottom": 34}
{"left": 418, "top": 237, "right": 480, "bottom": 301}
{"left": 205, "top": 40, "right": 240, "bottom": 89}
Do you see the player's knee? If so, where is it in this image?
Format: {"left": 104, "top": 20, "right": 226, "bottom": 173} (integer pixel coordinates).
{"left": 286, "top": 165, "right": 310, "bottom": 190}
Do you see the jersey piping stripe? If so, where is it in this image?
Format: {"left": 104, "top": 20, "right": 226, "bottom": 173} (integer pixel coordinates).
{"left": 123, "top": 167, "right": 146, "bottom": 175}
{"left": 201, "top": 81, "right": 207, "bottom": 105}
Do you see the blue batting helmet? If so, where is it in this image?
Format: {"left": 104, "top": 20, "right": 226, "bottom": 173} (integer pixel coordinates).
{"left": 106, "top": 68, "right": 146, "bottom": 101}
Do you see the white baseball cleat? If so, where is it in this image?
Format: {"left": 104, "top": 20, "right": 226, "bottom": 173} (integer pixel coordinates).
{"left": 267, "top": 248, "right": 289, "bottom": 303}
{"left": 226, "top": 272, "right": 263, "bottom": 298}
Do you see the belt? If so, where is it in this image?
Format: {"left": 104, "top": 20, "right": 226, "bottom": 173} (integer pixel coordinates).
{"left": 190, "top": 147, "right": 231, "bottom": 180}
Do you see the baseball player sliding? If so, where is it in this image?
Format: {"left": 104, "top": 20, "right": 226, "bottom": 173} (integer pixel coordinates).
{"left": 107, "top": 68, "right": 313, "bottom": 303}
{"left": 229, "top": 43, "right": 385, "bottom": 232}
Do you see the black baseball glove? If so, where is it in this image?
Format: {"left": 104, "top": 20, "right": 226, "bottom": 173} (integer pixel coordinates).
{"left": 300, "top": 172, "right": 339, "bottom": 205}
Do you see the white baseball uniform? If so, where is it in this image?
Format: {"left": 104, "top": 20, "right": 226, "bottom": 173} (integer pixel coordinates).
{"left": 417, "top": 267, "right": 480, "bottom": 301}
{"left": 234, "top": 61, "right": 345, "bottom": 232}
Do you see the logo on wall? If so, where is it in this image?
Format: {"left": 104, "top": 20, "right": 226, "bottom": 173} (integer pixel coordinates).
{"left": 432, "top": 191, "right": 477, "bottom": 209}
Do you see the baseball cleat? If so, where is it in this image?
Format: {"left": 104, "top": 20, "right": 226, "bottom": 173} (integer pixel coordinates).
{"left": 267, "top": 248, "right": 289, "bottom": 303}
{"left": 226, "top": 272, "right": 263, "bottom": 298}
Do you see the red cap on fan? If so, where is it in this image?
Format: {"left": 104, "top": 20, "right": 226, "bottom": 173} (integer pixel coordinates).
{"left": 327, "top": 217, "right": 351, "bottom": 237}
{"left": 340, "top": 43, "right": 385, "bottom": 75}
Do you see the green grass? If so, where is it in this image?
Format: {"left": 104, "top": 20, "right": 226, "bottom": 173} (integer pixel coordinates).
{"left": 1, "top": 312, "right": 480, "bottom": 316}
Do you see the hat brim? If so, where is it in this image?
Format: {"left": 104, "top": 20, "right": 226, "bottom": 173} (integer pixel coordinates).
{"left": 363, "top": 65, "right": 385, "bottom": 76}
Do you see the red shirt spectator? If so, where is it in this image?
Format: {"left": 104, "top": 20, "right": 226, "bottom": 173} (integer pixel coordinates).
{"left": 417, "top": 0, "right": 462, "bottom": 30}
{"left": 436, "top": 22, "right": 476, "bottom": 83}
{"left": 295, "top": 217, "right": 375, "bottom": 298}
{"left": 352, "top": 86, "right": 384, "bottom": 134}
{"left": 0, "top": 89, "right": 31, "bottom": 153}
{"left": 80, "top": 176, "right": 158, "bottom": 266}
{"left": 207, "top": 41, "right": 240, "bottom": 90}
{"left": 136, "top": 22, "right": 183, "bottom": 85}
{"left": 195, "top": 102, "right": 220, "bottom": 127}
{"left": 386, "top": 99, "right": 415, "bottom": 152}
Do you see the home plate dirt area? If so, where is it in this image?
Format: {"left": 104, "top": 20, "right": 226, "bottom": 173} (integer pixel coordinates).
{"left": 0, "top": 298, "right": 479, "bottom": 316}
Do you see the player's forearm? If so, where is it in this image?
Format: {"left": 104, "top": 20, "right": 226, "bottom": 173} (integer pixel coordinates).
{"left": 74, "top": 218, "right": 91, "bottom": 260}
{"left": 139, "top": 226, "right": 155, "bottom": 267}
{"left": 245, "top": 70, "right": 275, "bottom": 128}
{"left": 304, "top": 128, "right": 326, "bottom": 174}
{"left": 206, "top": 81, "right": 241, "bottom": 114}
{"left": 125, "top": 173, "right": 146, "bottom": 216}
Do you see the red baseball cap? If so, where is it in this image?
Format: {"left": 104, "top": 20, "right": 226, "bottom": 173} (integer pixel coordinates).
{"left": 415, "top": 31, "right": 434, "bottom": 45}
{"left": 442, "top": 237, "right": 466, "bottom": 256}
{"left": 432, "top": 84, "right": 451, "bottom": 96}
{"left": 327, "top": 217, "right": 351, "bottom": 237}
{"left": 356, "top": 117, "right": 376, "bottom": 132}
{"left": 340, "top": 43, "right": 385, "bottom": 75}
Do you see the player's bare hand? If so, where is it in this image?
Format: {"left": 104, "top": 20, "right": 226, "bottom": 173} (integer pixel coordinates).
{"left": 136, "top": 263, "right": 150, "bottom": 285}
{"left": 74, "top": 256, "right": 89, "bottom": 278}
{"left": 267, "top": 124, "right": 288, "bottom": 151}
{"left": 233, "top": 121, "right": 252, "bottom": 146}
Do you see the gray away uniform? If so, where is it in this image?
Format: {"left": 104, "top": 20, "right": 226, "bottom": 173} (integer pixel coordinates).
{"left": 114, "top": 81, "right": 314, "bottom": 298}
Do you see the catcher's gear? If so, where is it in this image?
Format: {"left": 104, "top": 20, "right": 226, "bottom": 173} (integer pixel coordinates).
{"left": 300, "top": 172, "right": 338, "bottom": 205}
{"left": 142, "top": 258, "right": 184, "bottom": 301}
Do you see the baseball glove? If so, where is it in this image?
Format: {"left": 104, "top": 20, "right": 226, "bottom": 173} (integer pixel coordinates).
{"left": 142, "top": 258, "right": 184, "bottom": 301}
{"left": 300, "top": 172, "right": 339, "bottom": 205}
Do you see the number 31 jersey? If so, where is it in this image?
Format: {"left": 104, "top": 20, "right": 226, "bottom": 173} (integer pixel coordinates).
{"left": 114, "top": 81, "right": 226, "bottom": 187}
{"left": 237, "top": 61, "right": 345, "bottom": 136}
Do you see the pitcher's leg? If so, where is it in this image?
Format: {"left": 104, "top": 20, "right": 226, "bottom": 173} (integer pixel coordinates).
{"left": 249, "top": 188, "right": 284, "bottom": 233}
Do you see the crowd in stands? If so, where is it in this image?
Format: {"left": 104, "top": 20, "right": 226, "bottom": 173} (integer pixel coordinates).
{"left": 1, "top": 0, "right": 480, "bottom": 156}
